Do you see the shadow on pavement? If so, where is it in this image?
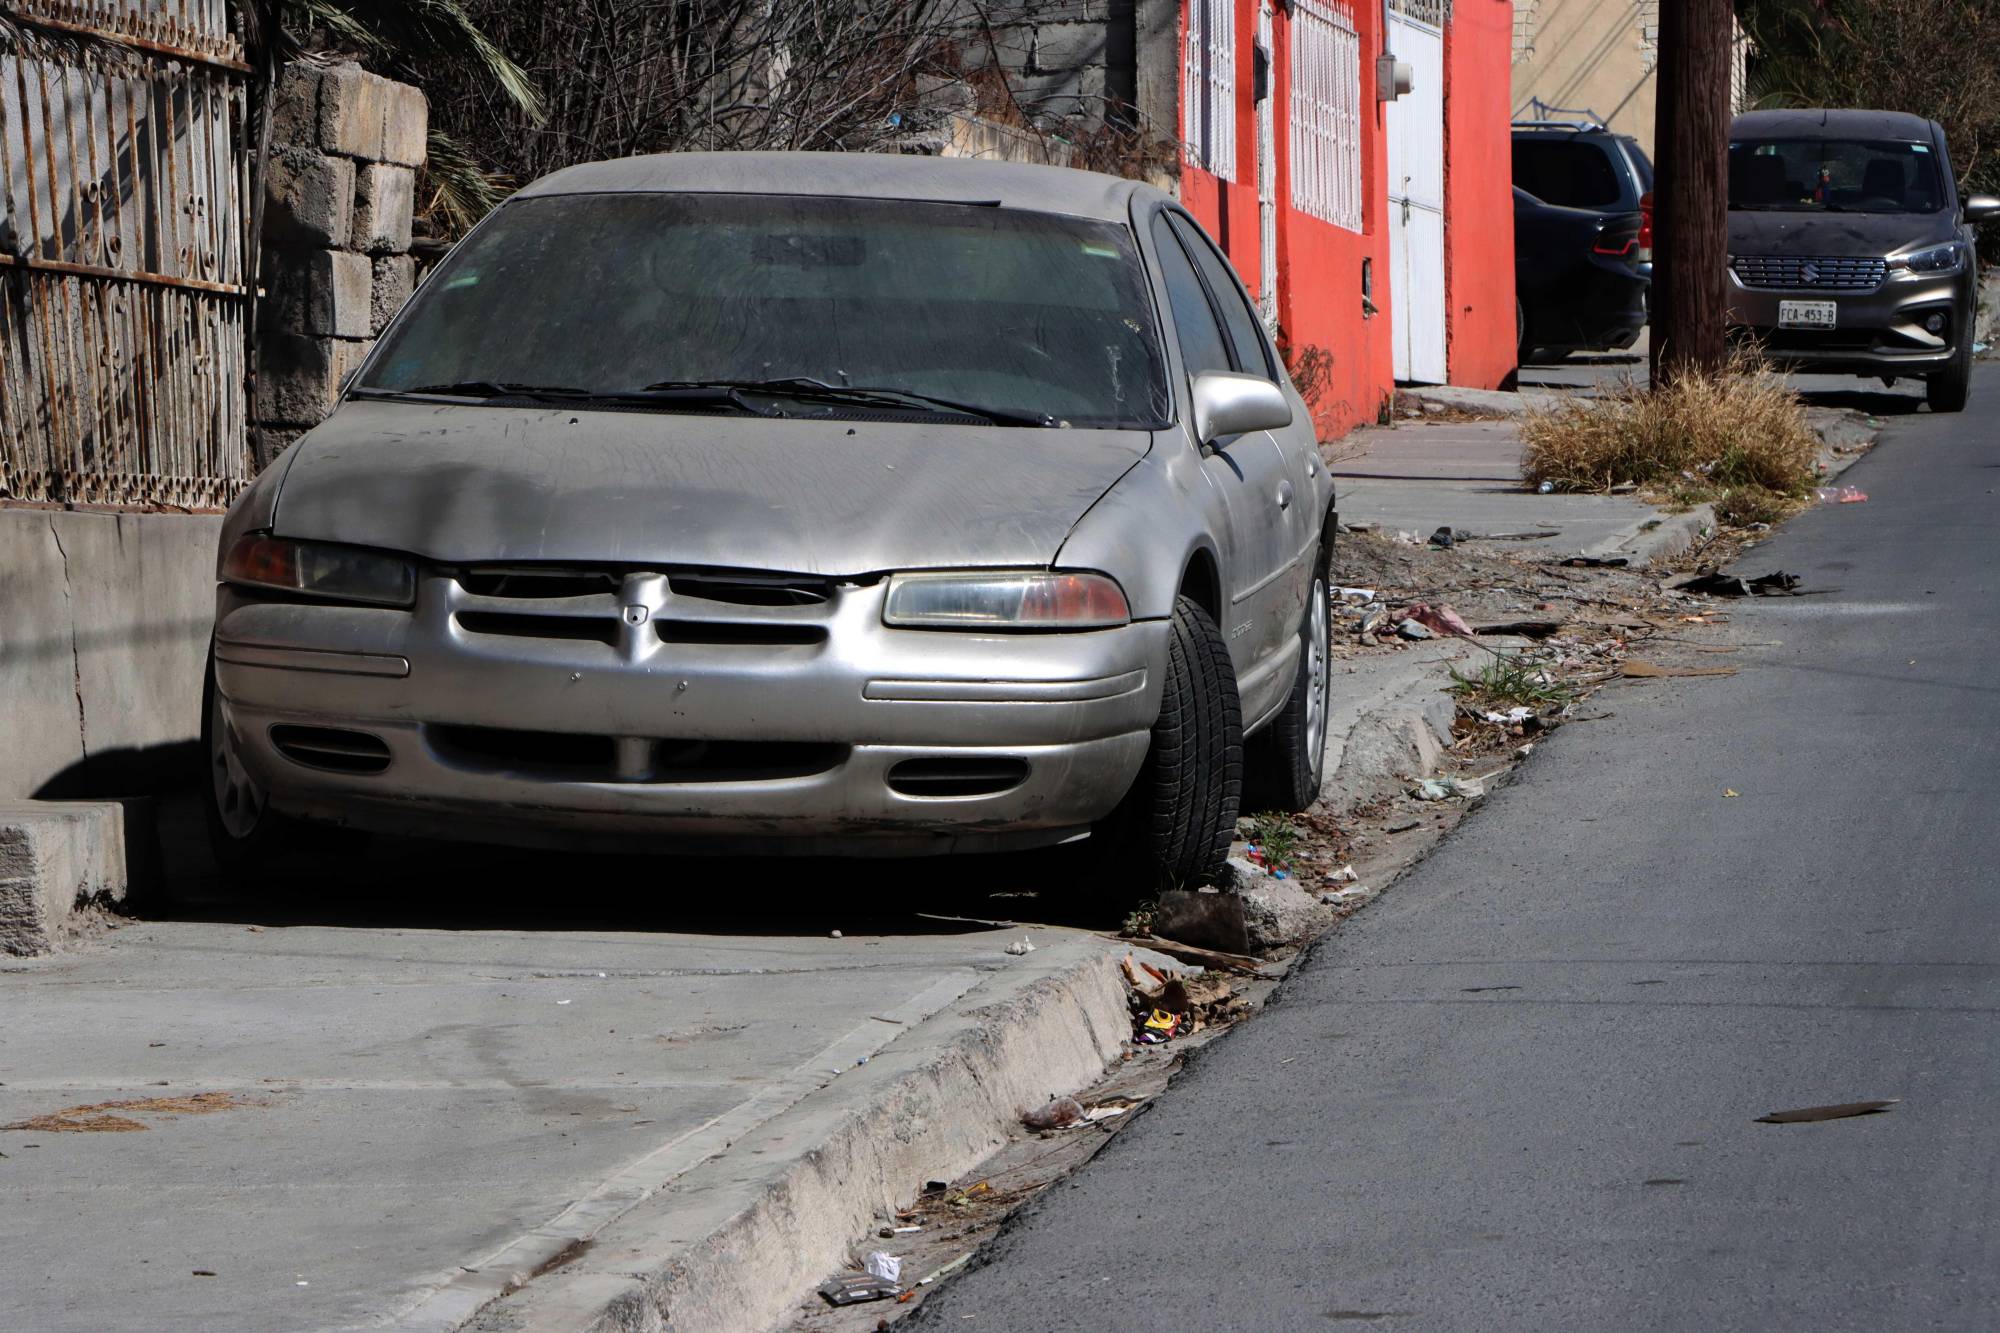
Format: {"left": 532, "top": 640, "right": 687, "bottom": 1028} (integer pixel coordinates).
{"left": 144, "top": 792, "right": 1129, "bottom": 939}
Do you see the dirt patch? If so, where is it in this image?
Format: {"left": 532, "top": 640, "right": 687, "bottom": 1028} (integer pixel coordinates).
{"left": 4, "top": 1091, "right": 251, "bottom": 1133}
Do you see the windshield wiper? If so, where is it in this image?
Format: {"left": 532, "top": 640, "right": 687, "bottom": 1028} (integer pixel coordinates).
{"left": 372, "top": 380, "right": 601, "bottom": 399}
{"left": 641, "top": 377, "right": 1056, "bottom": 428}
{"left": 355, "top": 380, "right": 774, "bottom": 415}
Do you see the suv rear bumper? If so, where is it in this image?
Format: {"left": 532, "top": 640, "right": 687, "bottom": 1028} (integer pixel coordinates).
{"left": 1727, "top": 267, "right": 1971, "bottom": 374}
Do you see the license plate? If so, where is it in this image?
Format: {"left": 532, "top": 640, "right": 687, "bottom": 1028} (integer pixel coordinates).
{"left": 1778, "top": 300, "right": 1837, "bottom": 329}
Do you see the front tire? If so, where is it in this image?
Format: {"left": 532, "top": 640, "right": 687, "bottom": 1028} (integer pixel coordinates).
{"left": 1096, "top": 596, "right": 1242, "bottom": 891}
{"left": 201, "top": 648, "right": 294, "bottom": 874}
{"left": 1927, "top": 332, "right": 1973, "bottom": 412}
{"left": 1246, "top": 552, "right": 1332, "bottom": 813}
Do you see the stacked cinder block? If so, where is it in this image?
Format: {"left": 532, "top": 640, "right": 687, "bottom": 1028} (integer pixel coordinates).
{"left": 255, "top": 61, "right": 427, "bottom": 460}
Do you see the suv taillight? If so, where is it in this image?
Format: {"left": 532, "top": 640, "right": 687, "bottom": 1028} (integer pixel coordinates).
{"left": 1637, "top": 191, "right": 1654, "bottom": 260}
{"left": 1593, "top": 227, "right": 1642, "bottom": 259}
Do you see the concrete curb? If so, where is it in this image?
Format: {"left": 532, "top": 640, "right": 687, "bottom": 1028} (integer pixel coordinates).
{"left": 426, "top": 651, "right": 1515, "bottom": 1333}
{"left": 449, "top": 948, "right": 1134, "bottom": 1333}
{"left": 0, "top": 800, "right": 142, "bottom": 957}
{"left": 1321, "top": 641, "right": 1482, "bottom": 812}
{"left": 1579, "top": 502, "right": 1717, "bottom": 569}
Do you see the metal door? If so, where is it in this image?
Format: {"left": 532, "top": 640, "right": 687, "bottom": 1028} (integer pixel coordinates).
{"left": 1385, "top": 1, "right": 1446, "bottom": 383}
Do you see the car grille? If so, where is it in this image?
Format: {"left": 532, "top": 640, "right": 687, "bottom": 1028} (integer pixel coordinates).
{"left": 447, "top": 566, "right": 838, "bottom": 655}
{"left": 427, "top": 725, "right": 846, "bottom": 784}
{"left": 1732, "top": 255, "right": 1886, "bottom": 291}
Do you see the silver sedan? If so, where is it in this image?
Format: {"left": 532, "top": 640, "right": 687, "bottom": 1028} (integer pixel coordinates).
{"left": 206, "top": 152, "right": 1335, "bottom": 889}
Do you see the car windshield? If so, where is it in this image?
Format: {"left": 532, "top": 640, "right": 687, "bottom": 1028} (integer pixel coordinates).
{"left": 360, "top": 193, "right": 1171, "bottom": 429}
{"left": 1729, "top": 138, "right": 1946, "bottom": 213}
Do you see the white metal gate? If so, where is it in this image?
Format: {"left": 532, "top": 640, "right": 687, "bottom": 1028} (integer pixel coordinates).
{"left": 1385, "top": 1, "right": 1446, "bottom": 383}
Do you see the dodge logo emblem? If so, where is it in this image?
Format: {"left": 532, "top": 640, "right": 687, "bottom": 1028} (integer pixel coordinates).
{"left": 1800, "top": 260, "right": 1821, "bottom": 285}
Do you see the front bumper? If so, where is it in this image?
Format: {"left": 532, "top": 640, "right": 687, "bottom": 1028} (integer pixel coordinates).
{"left": 1727, "top": 265, "right": 1969, "bottom": 374}
{"left": 212, "top": 571, "right": 1166, "bottom": 854}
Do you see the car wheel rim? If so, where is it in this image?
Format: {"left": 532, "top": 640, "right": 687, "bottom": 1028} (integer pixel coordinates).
{"left": 1304, "top": 576, "right": 1329, "bottom": 771}
{"left": 209, "top": 688, "right": 264, "bottom": 840}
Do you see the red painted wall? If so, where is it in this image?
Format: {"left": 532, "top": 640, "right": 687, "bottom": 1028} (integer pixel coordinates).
{"left": 1179, "top": 1, "right": 1395, "bottom": 441}
{"left": 1272, "top": 0, "right": 1395, "bottom": 437}
{"left": 1443, "top": 0, "right": 1518, "bottom": 389}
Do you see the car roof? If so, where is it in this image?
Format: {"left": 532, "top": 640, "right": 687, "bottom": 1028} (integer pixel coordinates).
{"left": 1512, "top": 123, "right": 1632, "bottom": 141}
{"left": 513, "top": 151, "right": 1169, "bottom": 223}
{"left": 1731, "top": 108, "right": 1937, "bottom": 141}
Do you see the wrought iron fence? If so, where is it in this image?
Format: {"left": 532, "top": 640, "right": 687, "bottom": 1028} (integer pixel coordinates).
{"left": 0, "top": 0, "right": 252, "bottom": 510}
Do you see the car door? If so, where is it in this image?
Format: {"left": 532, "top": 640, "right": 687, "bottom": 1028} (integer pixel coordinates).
{"left": 1148, "top": 210, "right": 1297, "bottom": 719}
{"left": 1167, "top": 210, "right": 1320, "bottom": 603}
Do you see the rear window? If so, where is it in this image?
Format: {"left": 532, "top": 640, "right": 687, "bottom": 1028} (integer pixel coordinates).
{"left": 1512, "top": 138, "right": 1625, "bottom": 209}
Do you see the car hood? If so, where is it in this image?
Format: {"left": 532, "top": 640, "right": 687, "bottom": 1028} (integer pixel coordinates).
{"left": 270, "top": 400, "right": 1150, "bottom": 574}
{"left": 1727, "top": 209, "right": 1956, "bottom": 256}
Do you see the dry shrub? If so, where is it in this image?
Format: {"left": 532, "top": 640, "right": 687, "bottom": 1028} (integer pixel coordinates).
{"left": 1521, "top": 358, "right": 1818, "bottom": 495}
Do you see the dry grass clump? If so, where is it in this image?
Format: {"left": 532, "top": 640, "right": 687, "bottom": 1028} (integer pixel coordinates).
{"left": 1522, "top": 359, "right": 1818, "bottom": 498}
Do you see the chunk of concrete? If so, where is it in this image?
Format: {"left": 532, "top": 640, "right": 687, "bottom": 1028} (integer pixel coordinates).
{"left": 264, "top": 248, "right": 373, "bottom": 339}
{"left": 264, "top": 147, "right": 354, "bottom": 249}
{"left": 0, "top": 802, "right": 129, "bottom": 956}
{"left": 370, "top": 254, "right": 415, "bottom": 334}
{"left": 1155, "top": 860, "right": 1334, "bottom": 954}
{"left": 380, "top": 80, "right": 429, "bottom": 167}
{"left": 353, "top": 163, "right": 414, "bottom": 254}
{"left": 318, "top": 61, "right": 388, "bottom": 161}
{"left": 255, "top": 334, "right": 371, "bottom": 428}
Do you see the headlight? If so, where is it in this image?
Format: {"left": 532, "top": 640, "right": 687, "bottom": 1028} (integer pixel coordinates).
{"left": 221, "top": 534, "right": 416, "bottom": 607}
{"left": 1888, "top": 241, "right": 1965, "bottom": 274}
{"left": 883, "top": 571, "right": 1131, "bottom": 630}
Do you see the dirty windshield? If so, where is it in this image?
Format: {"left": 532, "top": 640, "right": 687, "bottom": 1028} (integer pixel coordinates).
{"left": 361, "top": 193, "right": 1171, "bottom": 429}
{"left": 1728, "top": 138, "right": 1946, "bottom": 213}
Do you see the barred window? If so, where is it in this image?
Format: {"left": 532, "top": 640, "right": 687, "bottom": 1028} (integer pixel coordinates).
{"left": 1289, "top": 0, "right": 1363, "bottom": 232}
{"left": 1184, "top": 0, "right": 1238, "bottom": 180}
{"left": 1388, "top": 0, "right": 1448, "bottom": 27}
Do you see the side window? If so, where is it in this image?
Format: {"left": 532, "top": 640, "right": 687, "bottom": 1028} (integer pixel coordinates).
{"left": 1170, "top": 213, "right": 1277, "bottom": 381}
{"left": 1150, "top": 213, "right": 1233, "bottom": 378}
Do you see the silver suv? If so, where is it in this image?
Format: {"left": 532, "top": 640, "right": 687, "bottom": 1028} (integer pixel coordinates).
{"left": 1726, "top": 109, "right": 1997, "bottom": 411}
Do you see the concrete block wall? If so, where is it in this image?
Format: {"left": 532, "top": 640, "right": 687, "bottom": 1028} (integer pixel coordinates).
{"left": 964, "top": 0, "right": 1135, "bottom": 123}
{"left": 0, "top": 509, "right": 221, "bottom": 802}
{"left": 257, "top": 61, "right": 427, "bottom": 459}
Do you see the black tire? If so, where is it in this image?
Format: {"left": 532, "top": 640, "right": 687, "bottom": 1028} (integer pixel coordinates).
{"left": 1927, "top": 333, "right": 1973, "bottom": 412}
{"left": 1246, "top": 547, "right": 1332, "bottom": 813}
{"left": 201, "top": 647, "right": 296, "bottom": 875}
{"left": 1095, "top": 596, "right": 1243, "bottom": 891}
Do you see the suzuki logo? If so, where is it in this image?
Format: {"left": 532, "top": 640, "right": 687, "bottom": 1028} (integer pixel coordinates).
{"left": 622, "top": 604, "right": 650, "bottom": 626}
{"left": 1800, "top": 260, "right": 1821, "bottom": 285}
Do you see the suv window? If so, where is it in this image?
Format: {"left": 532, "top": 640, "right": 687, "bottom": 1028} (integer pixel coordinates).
{"left": 1168, "top": 213, "right": 1277, "bottom": 380}
{"left": 1151, "top": 213, "right": 1234, "bottom": 378}
{"left": 1513, "top": 138, "right": 1624, "bottom": 209}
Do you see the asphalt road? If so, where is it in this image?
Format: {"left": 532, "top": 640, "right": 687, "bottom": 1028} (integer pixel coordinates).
{"left": 911, "top": 365, "right": 2000, "bottom": 1331}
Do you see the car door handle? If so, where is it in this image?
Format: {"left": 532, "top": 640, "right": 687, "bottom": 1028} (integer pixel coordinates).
{"left": 1276, "top": 480, "right": 1294, "bottom": 510}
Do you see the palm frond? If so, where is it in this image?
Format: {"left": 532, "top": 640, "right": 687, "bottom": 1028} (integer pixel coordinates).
{"left": 418, "top": 127, "right": 512, "bottom": 237}
{"left": 285, "top": 0, "right": 544, "bottom": 124}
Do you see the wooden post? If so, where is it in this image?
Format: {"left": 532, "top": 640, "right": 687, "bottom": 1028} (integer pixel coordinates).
{"left": 1649, "top": 0, "right": 1733, "bottom": 385}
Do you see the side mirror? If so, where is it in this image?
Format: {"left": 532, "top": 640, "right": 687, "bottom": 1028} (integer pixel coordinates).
{"left": 1965, "top": 194, "right": 2000, "bottom": 224}
{"left": 1192, "top": 371, "right": 1294, "bottom": 445}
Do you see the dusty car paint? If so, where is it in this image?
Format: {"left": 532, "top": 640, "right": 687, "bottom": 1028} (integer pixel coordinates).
{"left": 209, "top": 153, "right": 1334, "bottom": 854}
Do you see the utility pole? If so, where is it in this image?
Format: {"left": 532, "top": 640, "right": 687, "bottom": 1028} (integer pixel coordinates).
{"left": 1649, "top": 0, "right": 1733, "bottom": 385}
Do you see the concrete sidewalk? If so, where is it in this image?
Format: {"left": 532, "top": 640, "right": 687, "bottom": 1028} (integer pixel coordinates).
{"left": 0, "top": 845, "right": 1153, "bottom": 1333}
{"left": 1329, "top": 419, "right": 1707, "bottom": 565}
